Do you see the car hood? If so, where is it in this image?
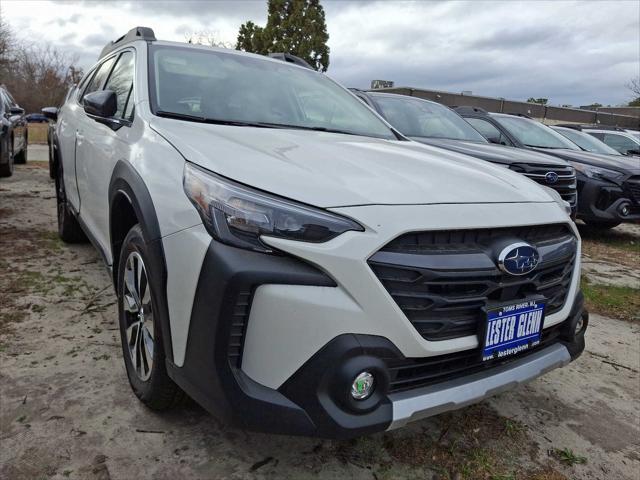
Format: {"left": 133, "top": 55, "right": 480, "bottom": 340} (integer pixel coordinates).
{"left": 410, "top": 138, "right": 568, "bottom": 166}
{"left": 150, "top": 119, "right": 553, "bottom": 208}
{"left": 531, "top": 148, "right": 640, "bottom": 174}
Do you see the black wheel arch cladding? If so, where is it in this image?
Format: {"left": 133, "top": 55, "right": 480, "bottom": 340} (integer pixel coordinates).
{"left": 167, "top": 238, "right": 343, "bottom": 436}
{"left": 108, "top": 160, "right": 174, "bottom": 363}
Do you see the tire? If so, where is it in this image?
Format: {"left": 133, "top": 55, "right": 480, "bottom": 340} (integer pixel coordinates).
{"left": 117, "top": 225, "right": 183, "bottom": 410}
{"left": 48, "top": 136, "right": 55, "bottom": 179}
{"left": 0, "top": 138, "right": 13, "bottom": 178}
{"left": 14, "top": 134, "right": 26, "bottom": 164}
{"left": 55, "top": 162, "right": 87, "bottom": 243}
{"left": 583, "top": 220, "right": 621, "bottom": 231}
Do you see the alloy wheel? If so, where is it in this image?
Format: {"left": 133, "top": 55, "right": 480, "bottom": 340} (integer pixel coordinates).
{"left": 122, "top": 251, "right": 154, "bottom": 381}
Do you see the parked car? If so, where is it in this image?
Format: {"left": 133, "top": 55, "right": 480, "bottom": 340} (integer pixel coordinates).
{"left": 550, "top": 126, "right": 621, "bottom": 157}
{"left": 0, "top": 85, "right": 27, "bottom": 177}
{"left": 456, "top": 107, "right": 640, "bottom": 229}
{"left": 570, "top": 126, "right": 639, "bottom": 157}
{"left": 43, "top": 86, "right": 77, "bottom": 179}
{"left": 25, "top": 113, "right": 49, "bottom": 123}
{"left": 351, "top": 91, "right": 577, "bottom": 212}
{"left": 50, "top": 27, "right": 587, "bottom": 438}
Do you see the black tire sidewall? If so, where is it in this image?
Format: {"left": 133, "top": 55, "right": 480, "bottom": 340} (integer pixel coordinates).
{"left": 0, "top": 137, "right": 13, "bottom": 177}
{"left": 55, "top": 162, "right": 86, "bottom": 243}
{"left": 55, "top": 164, "right": 70, "bottom": 236}
{"left": 117, "top": 225, "right": 169, "bottom": 404}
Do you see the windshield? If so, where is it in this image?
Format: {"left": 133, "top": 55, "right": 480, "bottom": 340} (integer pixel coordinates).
{"left": 149, "top": 45, "right": 396, "bottom": 140}
{"left": 552, "top": 127, "right": 620, "bottom": 155}
{"left": 372, "top": 94, "right": 487, "bottom": 143}
{"left": 492, "top": 115, "right": 580, "bottom": 150}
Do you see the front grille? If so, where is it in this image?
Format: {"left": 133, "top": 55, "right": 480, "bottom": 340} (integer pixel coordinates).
{"left": 228, "top": 291, "right": 252, "bottom": 367}
{"left": 369, "top": 224, "right": 576, "bottom": 341}
{"left": 510, "top": 163, "right": 577, "bottom": 206}
{"left": 387, "top": 323, "right": 564, "bottom": 393}
{"left": 624, "top": 176, "right": 640, "bottom": 204}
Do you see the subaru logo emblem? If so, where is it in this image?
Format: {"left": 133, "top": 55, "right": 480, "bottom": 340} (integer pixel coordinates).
{"left": 545, "top": 172, "right": 559, "bottom": 184}
{"left": 498, "top": 242, "right": 540, "bottom": 276}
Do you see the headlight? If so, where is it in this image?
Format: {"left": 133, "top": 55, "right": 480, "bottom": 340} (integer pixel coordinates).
{"left": 542, "top": 186, "right": 572, "bottom": 217}
{"left": 183, "top": 162, "right": 364, "bottom": 253}
{"left": 571, "top": 163, "right": 624, "bottom": 181}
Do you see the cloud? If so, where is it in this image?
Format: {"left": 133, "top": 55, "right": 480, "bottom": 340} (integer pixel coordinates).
{"left": 3, "top": 0, "right": 638, "bottom": 106}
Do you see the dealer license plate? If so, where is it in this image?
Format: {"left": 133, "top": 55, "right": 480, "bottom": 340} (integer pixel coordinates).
{"left": 482, "top": 299, "right": 545, "bottom": 362}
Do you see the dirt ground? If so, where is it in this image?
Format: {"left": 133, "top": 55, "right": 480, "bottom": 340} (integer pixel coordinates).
{"left": 1, "top": 156, "right": 639, "bottom": 480}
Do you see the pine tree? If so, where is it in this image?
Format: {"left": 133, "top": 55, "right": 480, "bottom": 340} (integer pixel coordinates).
{"left": 236, "top": 0, "right": 330, "bottom": 72}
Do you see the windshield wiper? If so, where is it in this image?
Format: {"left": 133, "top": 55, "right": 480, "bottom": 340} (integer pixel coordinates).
{"left": 155, "top": 111, "right": 285, "bottom": 129}
{"left": 524, "top": 144, "right": 561, "bottom": 149}
{"left": 247, "top": 122, "right": 362, "bottom": 136}
{"left": 155, "top": 111, "right": 209, "bottom": 122}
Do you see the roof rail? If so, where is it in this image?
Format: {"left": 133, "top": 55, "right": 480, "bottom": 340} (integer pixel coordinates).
{"left": 504, "top": 112, "right": 533, "bottom": 119}
{"left": 99, "top": 26, "right": 156, "bottom": 60}
{"left": 555, "top": 124, "right": 626, "bottom": 131}
{"left": 452, "top": 106, "right": 489, "bottom": 115}
{"left": 267, "top": 52, "right": 314, "bottom": 70}
{"left": 554, "top": 124, "right": 582, "bottom": 131}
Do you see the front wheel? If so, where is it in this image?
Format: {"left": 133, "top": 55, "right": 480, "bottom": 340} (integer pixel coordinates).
{"left": 117, "top": 225, "right": 183, "bottom": 410}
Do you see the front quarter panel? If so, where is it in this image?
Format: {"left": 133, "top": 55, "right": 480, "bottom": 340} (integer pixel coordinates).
{"left": 128, "top": 102, "right": 201, "bottom": 238}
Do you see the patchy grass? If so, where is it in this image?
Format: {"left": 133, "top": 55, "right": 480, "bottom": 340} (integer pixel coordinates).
{"left": 0, "top": 311, "right": 28, "bottom": 333}
{"left": 582, "top": 276, "right": 640, "bottom": 322}
{"left": 28, "top": 123, "right": 48, "bottom": 144}
{"left": 579, "top": 224, "right": 640, "bottom": 263}
{"left": 527, "top": 467, "right": 570, "bottom": 480}
{"left": 38, "top": 231, "right": 64, "bottom": 252}
{"left": 550, "top": 448, "right": 587, "bottom": 466}
{"left": 330, "top": 405, "right": 566, "bottom": 480}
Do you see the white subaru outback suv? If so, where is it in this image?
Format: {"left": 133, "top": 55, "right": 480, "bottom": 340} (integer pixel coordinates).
{"left": 47, "top": 27, "right": 587, "bottom": 438}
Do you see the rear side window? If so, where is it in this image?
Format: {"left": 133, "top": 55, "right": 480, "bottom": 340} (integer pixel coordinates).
{"left": 81, "top": 56, "right": 116, "bottom": 101}
{"left": 601, "top": 133, "right": 638, "bottom": 154}
{"left": 104, "top": 51, "right": 135, "bottom": 119}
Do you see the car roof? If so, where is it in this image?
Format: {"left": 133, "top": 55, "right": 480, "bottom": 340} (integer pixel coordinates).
{"left": 153, "top": 40, "right": 320, "bottom": 73}
{"left": 99, "top": 27, "right": 319, "bottom": 75}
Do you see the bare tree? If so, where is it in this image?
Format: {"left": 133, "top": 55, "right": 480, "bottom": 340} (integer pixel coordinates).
{"left": 0, "top": 17, "right": 17, "bottom": 83}
{"left": 627, "top": 77, "right": 640, "bottom": 106}
{"left": 0, "top": 18, "right": 82, "bottom": 112}
{"left": 184, "top": 31, "right": 233, "bottom": 49}
{"left": 627, "top": 77, "right": 640, "bottom": 97}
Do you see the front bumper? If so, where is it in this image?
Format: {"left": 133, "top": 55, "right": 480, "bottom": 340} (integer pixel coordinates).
{"left": 576, "top": 175, "right": 640, "bottom": 223}
{"left": 167, "top": 230, "right": 587, "bottom": 438}
{"left": 388, "top": 343, "right": 570, "bottom": 429}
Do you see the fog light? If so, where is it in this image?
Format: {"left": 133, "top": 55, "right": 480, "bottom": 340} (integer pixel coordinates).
{"left": 619, "top": 202, "right": 631, "bottom": 217}
{"left": 574, "top": 316, "right": 584, "bottom": 334}
{"left": 351, "top": 371, "right": 374, "bottom": 400}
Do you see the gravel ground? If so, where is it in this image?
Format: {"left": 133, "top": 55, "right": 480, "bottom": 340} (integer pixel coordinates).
{"left": 1, "top": 159, "right": 639, "bottom": 480}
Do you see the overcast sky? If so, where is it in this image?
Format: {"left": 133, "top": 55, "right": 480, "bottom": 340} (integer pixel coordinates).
{"left": 2, "top": 0, "right": 638, "bottom": 106}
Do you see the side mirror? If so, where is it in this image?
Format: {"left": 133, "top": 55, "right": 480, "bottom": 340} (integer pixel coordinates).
{"left": 625, "top": 149, "right": 640, "bottom": 156}
{"left": 42, "top": 107, "right": 58, "bottom": 121}
{"left": 487, "top": 136, "right": 501, "bottom": 145}
{"left": 9, "top": 106, "right": 24, "bottom": 115}
{"left": 83, "top": 90, "right": 117, "bottom": 118}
